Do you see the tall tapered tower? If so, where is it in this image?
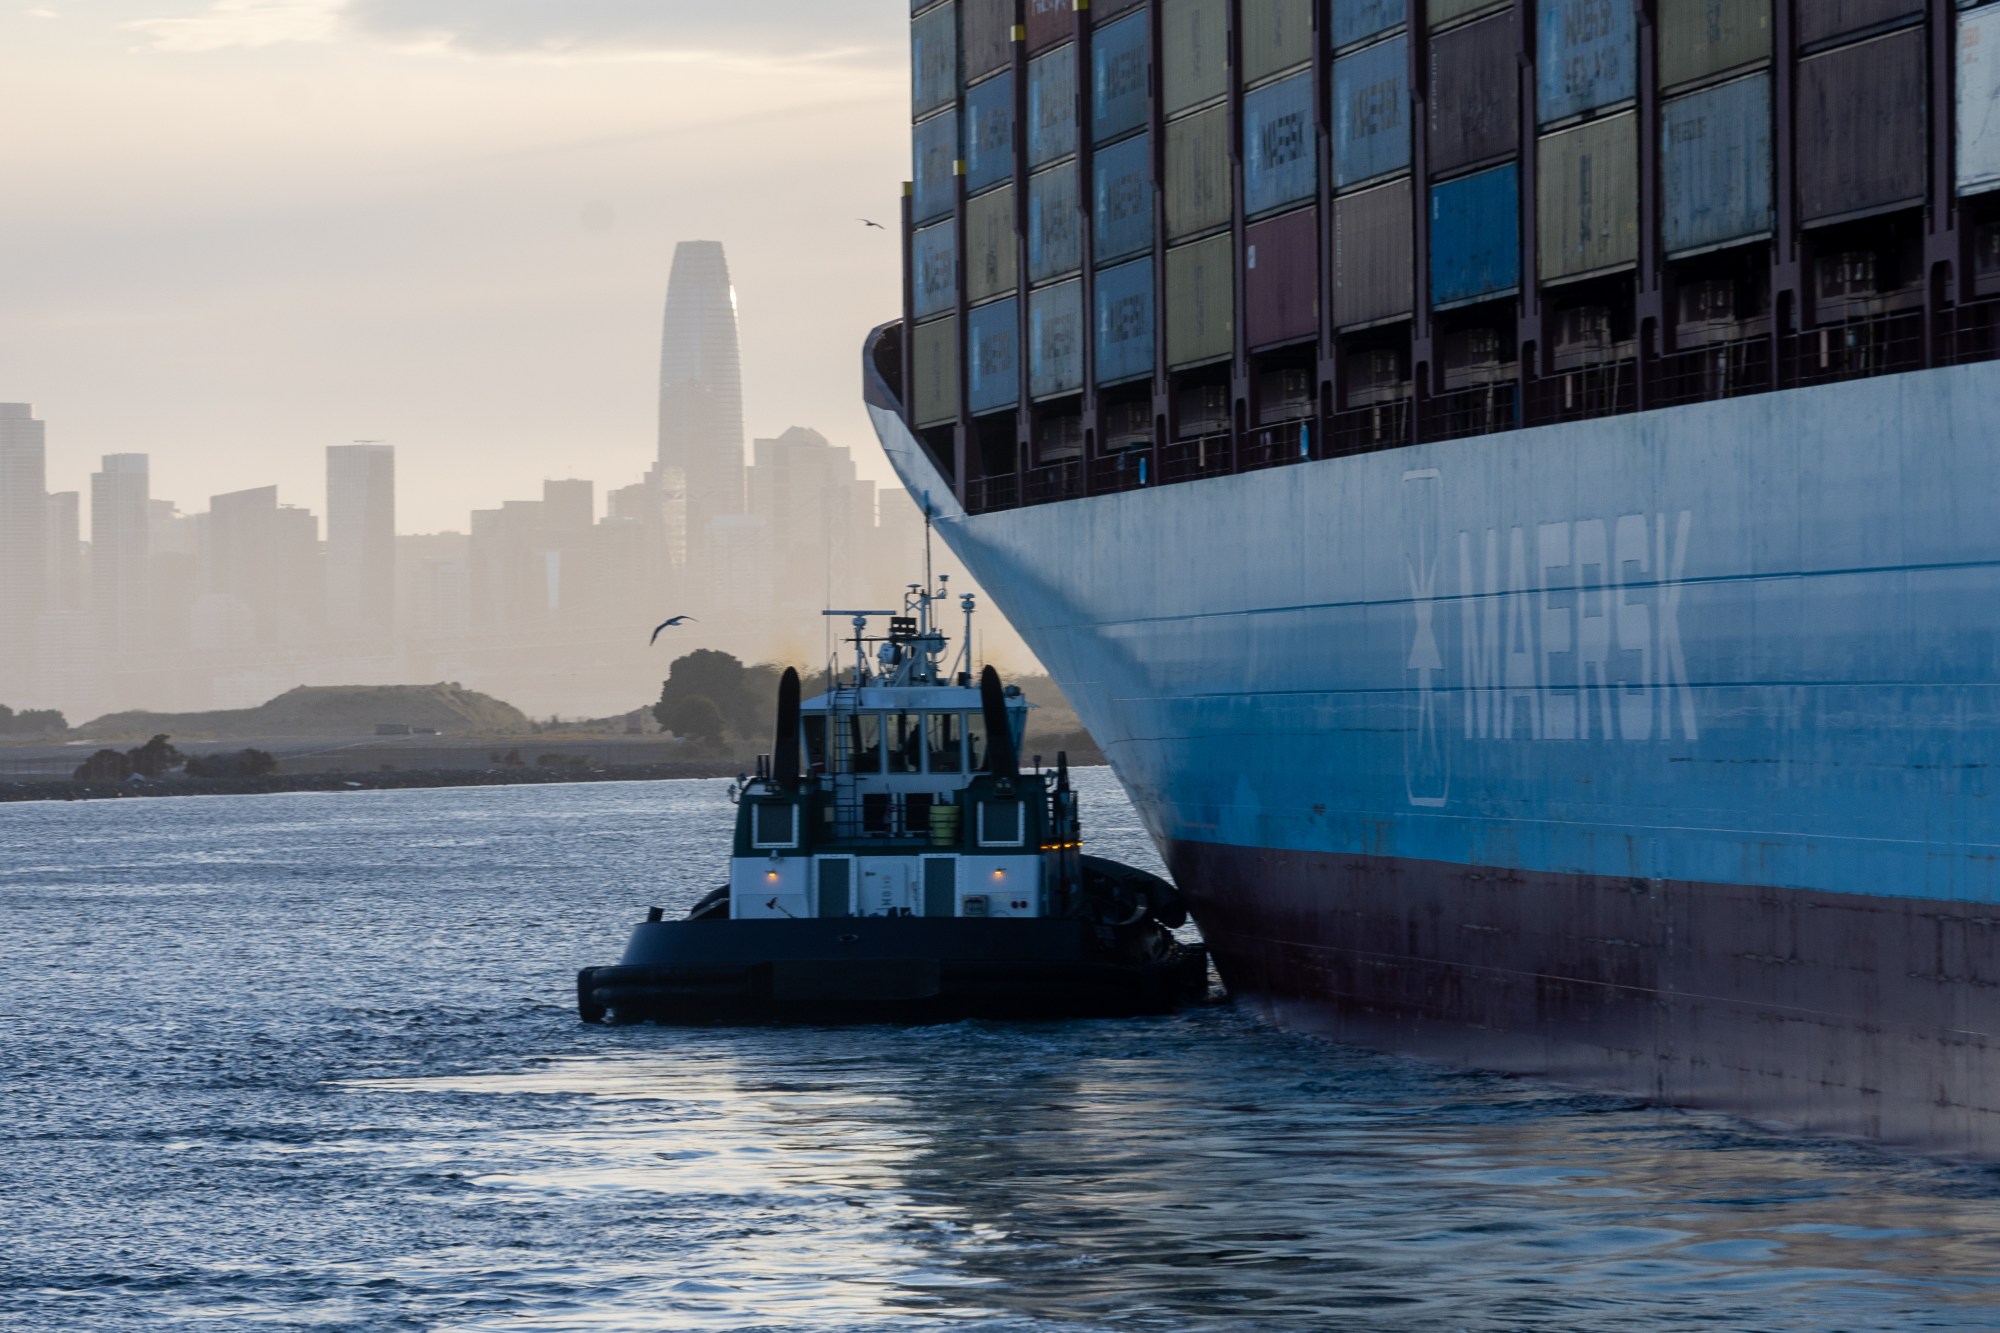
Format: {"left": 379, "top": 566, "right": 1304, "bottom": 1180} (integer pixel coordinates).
{"left": 656, "top": 240, "right": 745, "bottom": 565}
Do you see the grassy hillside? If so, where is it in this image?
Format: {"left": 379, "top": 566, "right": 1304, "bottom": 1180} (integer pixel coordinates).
{"left": 80, "top": 684, "right": 533, "bottom": 741}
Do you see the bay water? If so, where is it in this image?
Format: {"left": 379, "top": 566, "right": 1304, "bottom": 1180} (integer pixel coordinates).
{"left": 3, "top": 772, "right": 1999, "bottom": 1331}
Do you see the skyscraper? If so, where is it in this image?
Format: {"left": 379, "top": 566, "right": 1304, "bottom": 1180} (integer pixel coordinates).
{"left": 0, "top": 405, "right": 49, "bottom": 699}
{"left": 91, "top": 454, "right": 151, "bottom": 663}
{"left": 326, "top": 443, "right": 395, "bottom": 648}
{"left": 656, "top": 240, "right": 745, "bottom": 562}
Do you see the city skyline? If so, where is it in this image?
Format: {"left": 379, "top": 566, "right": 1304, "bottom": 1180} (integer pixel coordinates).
{"left": 0, "top": 3, "right": 913, "bottom": 534}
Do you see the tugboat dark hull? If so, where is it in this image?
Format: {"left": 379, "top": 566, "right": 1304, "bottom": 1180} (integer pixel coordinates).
{"left": 578, "top": 918, "right": 1208, "bottom": 1024}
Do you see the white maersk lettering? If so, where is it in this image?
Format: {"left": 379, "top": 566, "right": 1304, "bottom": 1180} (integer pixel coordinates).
{"left": 1457, "top": 510, "right": 1697, "bottom": 742}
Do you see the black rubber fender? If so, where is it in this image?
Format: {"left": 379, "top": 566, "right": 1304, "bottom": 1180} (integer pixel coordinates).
{"left": 1078, "top": 855, "right": 1188, "bottom": 930}
{"left": 576, "top": 967, "right": 608, "bottom": 1024}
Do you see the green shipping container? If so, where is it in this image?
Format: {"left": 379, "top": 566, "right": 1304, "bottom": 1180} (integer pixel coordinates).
{"left": 1166, "top": 233, "right": 1236, "bottom": 366}
{"left": 912, "top": 315, "right": 961, "bottom": 428}
{"left": 1166, "top": 103, "right": 1232, "bottom": 239}
{"left": 1241, "top": 0, "right": 1313, "bottom": 87}
{"left": 1537, "top": 112, "right": 1639, "bottom": 283}
{"left": 967, "top": 185, "right": 1018, "bottom": 304}
{"left": 1657, "top": 0, "right": 1771, "bottom": 93}
{"left": 1162, "top": 0, "right": 1229, "bottom": 116}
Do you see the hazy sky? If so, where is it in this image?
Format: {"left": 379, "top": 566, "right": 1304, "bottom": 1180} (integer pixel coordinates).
{"left": 1, "top": 1, "right": 912, "bottom": 535}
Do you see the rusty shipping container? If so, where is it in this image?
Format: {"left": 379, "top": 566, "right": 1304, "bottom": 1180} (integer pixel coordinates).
{"left": 967, "top": 185, "right": 1019, "bottom": 304}
{"left": 910, "top": 314, "right": 960, "bottom": 427}
{"left": 1162, "top": 0, "right": 1229, "bottom": 116}
{"left": 1028, "top": 162, "right": 1083, "bottom": 281}
{"left": 1797, "top": 0, "right": 1924, "bottom": 52}
{"left": 1334, "top": 176, "right": 1414, "bottom": 327}
{"left": 1662, "top": 72, "right": 1774, "bottom": 256}
{"left": 1797, "top": 28, "right": 1927, "bottom": 225}
{"left": 1335, "top": 32, "right": 1411, "bottom": 190}
{"left": 912, "top": 110, "right": 960, "bottom": 224}
{"left": 1029, "top": 278, "right": 1085, "bottom": 397}
{"left": 1094, "top": 130, "right": 1154, "bottom": 262}
{"left": 1028, "top": 45, "right": 1078, "bottom": 167}
{"left": 912, "top": 1, "right": 959, "bottom": 119}
{"left": 966, "top": 297, "right": 1020, "bottom": 415}
{"left": 1430, "top": 161, "right": 1520, "bottom": 306}
{"left": 1244, "top": 71, "right": 1317, "bottom": 216}
{"left": 1536, "top": 0, "right": 1635, "bottom": 126}
{"left": 913, "top": 220, "right": 959, "bottom": 319}
{"left": 1429, "top": 12, "right": 1520, "bottom": 177}
{"left": 1093, "top": 9, "right": 1150, "bottom": 144}
{"left": 964, "top": 71, "right": 1015, "bottom": 194}
{"left": 1166, "top": 103, "right": 1232, "bottom": 238}
{"left": 1657, "top": 0, "right": 1771, "bottom": 92}
{"left": 1166, "top": 232, "right": 1235, "bottom": 366}
{"left": 1334, "top": 0, "right": 1405, "bottom": 51}
{"left": 1025, "top": 0, "right": 1071, "bottom": 53}
{"left": 962, "top": 0, "right": 1016, "bottom": 85}
{"left": 1245, "top": 206, "right": 1319, "bottom": 348}
{"left": 1241, "top": 0, "right": 1313, "bottom": 87}
{"left": 1537, "top": 111, "right": 1638, "bottom": 283}
{"left": 1095, "top": 257, "right": 1157, "bottom": 384}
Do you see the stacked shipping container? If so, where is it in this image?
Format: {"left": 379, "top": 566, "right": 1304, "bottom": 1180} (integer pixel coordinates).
{"left": 904, "top": 0, "right": 2000, "bottom": 504}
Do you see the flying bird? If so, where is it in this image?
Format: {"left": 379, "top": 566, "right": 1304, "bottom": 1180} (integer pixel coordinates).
{"left": 650, "top": 616, "right": 698, "bottom": 645}
{"left": 859, "top": 218, "right": 886, "bottom": 229}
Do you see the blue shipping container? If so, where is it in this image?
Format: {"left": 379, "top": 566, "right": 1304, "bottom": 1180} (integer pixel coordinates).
{"left": 1334, "top": 34, "right": 1410, "bottom": 189}
{"left": 1029, "top": 46, "right": 1078, "bottom": 167}
{"left": 913, "top": 220, "right": 958, "bottom": 319}
{"left": 964, "top": 72, "right": 1015, "bottom": 195}
{"left": 968, "top": 297, "right": 1021, "bottom": 415}
{"left": 1093, "top": 11, "right": 1150, "bottom": 145}
{"left": 1334, "top": 0, "right": 1406, "bottom": 50}
{"left": 1096, "top": 257, "right": 1156, "bottom": 384}
{"left": 912, "top": 1, "right": 959, "bottom": 119}
{"left": 1430, "top": 163, "right": 1521, "bottom": 306}
{"left": 1538, "top": 0, "right": 1636, "bottom": 125}
{"left": 912, "top": 110, "right": 959, "bottom": 224}
{"left": 1095, "top": 130, "right": 1154, "bottom": 262}
{"left": 1662, "top": 72, "right": 1773, "bottom": 256}
{"left": 1244, "top": 71, "right": 1317, "bottom": 215}
{"left": 1030, "top": 278, "right": 1085, "bottom": 398}
{"left": 1029, "top": 162, "right": 1083, "bottom": 281}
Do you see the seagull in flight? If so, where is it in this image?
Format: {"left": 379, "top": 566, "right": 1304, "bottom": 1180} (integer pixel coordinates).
{"left": 858, "top": 218, "right": 886, "bottom": 229}
{"left": 650, "top": 615, "right": 698, "bottom": 645}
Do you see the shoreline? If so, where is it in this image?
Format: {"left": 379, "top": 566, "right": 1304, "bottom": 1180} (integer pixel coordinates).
{"left": 0, "top": 762, "right": 744, "bottom": 804}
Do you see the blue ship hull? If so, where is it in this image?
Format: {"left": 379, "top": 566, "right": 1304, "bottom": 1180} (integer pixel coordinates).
{"left": 867, "top": 352, "right": 2000, "bottom": 1157}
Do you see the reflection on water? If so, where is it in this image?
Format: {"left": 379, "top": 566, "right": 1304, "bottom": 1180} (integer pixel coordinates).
{"left": 3, "top": 774, "right": 1999, "bottom": 1332}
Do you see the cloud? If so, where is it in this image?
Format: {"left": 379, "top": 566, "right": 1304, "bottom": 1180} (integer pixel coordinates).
{"left": 128, "top": 0, "right": 341, "bottom": 51}
{"left": 131, "top": 0, "right": 888, "bottom": 60}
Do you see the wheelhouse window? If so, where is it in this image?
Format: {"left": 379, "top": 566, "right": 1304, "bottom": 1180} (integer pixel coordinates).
{"left": 967, "top": 712, "right": 989, "bottom": 772}
{"left": 978, "top": 799, "right": 1025, "bottom": 847}
{"left": 926, "top": 713, "right": 964, "bottom": 773}
{"left": 803, "top": 715, "right": 828, "bottom": 773}
{"left": 849, "top": 713, "right": 883, "bottom": 772}
{"left": 752, "top": 802, "right": 799, "bottom": 849}
{"left": 887, "top": 713, "right": 921, "bottom": 773}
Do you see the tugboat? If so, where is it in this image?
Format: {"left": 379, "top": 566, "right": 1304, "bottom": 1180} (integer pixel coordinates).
{"left": 577, "top": 579, "right": 1207, "bottom": 1023}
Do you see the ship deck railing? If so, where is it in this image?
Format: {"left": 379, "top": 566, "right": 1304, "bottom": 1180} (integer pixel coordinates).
{"left": 949, "top": 306, "right": 1996, "bottom": 517}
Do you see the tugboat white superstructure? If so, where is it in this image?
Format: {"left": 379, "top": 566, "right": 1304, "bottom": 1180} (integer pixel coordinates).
{"left": 577, "top": 580, "right": 1207, "bottom": 1023}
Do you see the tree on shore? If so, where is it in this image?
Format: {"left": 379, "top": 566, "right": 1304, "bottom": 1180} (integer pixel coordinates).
{"left": 0, "top": 704, "right": 68, "bottom": 737}
{"left": 71, "top": 734, "right": 185, "bottom": 782}
{"left": 650, "top": 650, "right": 830, "bottom": 745}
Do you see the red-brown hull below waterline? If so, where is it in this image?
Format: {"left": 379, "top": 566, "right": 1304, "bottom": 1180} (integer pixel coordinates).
{"left": 1169, "top": 839, "right": 2000, "bottom": 1159}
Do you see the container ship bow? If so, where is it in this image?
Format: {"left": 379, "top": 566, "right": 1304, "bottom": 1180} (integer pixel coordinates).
{"left": 870, "top": 0, "right": 2000, "bottom": 1157}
